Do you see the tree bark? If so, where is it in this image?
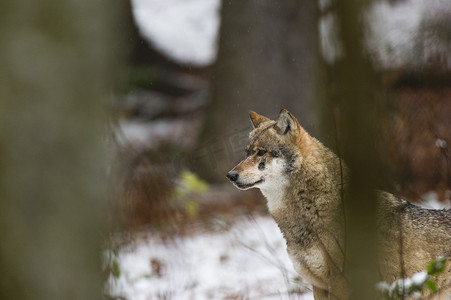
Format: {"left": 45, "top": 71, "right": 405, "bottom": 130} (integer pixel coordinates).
{"left": 0, "top": 0, "right": 123, "bottom": 299}
{"left": 323, "top": 0, "right": 385, "bottom": 298}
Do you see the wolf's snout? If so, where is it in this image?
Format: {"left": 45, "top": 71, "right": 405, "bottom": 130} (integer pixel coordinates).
{"left": 226, "top": 171, "right": 239, "bottom": 182}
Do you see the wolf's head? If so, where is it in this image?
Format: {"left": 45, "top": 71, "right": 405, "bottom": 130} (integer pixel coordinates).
{"left": 227, "top": 109, "right": 310, "bottom": 194}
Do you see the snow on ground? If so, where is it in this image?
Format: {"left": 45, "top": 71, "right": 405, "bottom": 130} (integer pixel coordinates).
{"left": 320, "top": 0, "right": 451, "bottom": 68}
{"left": 365, "top": 0, "right": 451, "bottom": 69}
{"left": 105, "top": 193, "right": 450, "bottom": 300}
{"left": 419, "top": 191, "right": 451, "bottom": 209}
{"left": 107, "top": 215, "right": 313, "bottom": 300}
{"left": 132, "top": 0, "right": 450, "bottom": 69}
{"left": 117, "top": 117, "right": 201, "bottom": 150}
{"left": 131, "top": 0, "right": 221, "bottom": 66}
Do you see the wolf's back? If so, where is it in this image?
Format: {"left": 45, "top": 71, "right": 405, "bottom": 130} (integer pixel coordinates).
{"left": 377, "top": 192, "right": 451, "bottom": 299}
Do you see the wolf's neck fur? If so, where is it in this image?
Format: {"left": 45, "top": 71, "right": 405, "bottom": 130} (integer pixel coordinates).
{"left": 263, "top": 137, "right": 345, "bottom": 249}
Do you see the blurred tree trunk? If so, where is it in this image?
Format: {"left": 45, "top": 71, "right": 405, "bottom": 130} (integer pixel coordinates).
{"left": 323, "top": 0, "right": 385, "bottom": 299}
{"left": 195, "top": 0, "right": 319, "bottom": 181}
{"left": 0, "top": 0, "right": 123, "bottom": 299}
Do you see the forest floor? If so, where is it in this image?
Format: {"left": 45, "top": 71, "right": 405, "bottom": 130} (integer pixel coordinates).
{"left": 105, "top": 181, "right": 449, "bottom": 300}
{"left": 106, "top": 213, "right": 314, "bottom": 300}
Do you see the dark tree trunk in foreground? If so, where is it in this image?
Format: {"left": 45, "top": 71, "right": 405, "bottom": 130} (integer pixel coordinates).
{"left": 0, "top": 0, "right": 123, "bottom": 299}
{"left": 323, "top": 0, "right": 385, "bottom": 299}
{"left": 195, "top": 0, "right": 319, "bottom": 181}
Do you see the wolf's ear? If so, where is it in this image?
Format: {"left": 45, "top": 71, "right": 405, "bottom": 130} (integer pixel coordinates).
{"left": 275, "top": 109, "right": 298, "bottom": 135}
{"left": 249, "top": 111, "right": 270, "bottom": 128}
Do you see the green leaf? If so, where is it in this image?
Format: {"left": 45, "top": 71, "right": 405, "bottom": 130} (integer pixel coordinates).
{"left": 112, "top": 260, "right": 121, "bottom": 278}
{"left": 171, "top": 170, "right": 209, "bottom": 202}
{"left": 180, "top": 170, "right": 209, "bottom": 193}
{"left": 425, "top": 280, "right": 437, "bottom": 293}
{"left": 427, "top": 257, "right": 446, "bottom": 275}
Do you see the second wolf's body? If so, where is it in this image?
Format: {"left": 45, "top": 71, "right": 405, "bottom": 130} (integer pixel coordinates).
{"left": 227, "top": 109, "right": 451, "bottom": 300}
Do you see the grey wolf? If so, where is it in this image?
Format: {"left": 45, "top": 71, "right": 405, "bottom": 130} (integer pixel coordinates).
{"left": 226, "top": 109, "right": 451, "bottom": 300}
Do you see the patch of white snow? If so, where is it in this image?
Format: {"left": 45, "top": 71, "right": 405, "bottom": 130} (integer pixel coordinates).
{"left": 320, "top": 0, "right": 451, "bottom": 69}
{"left": 131, "top": 0, "right": 221, "bottom": 66}
{"left": 107, "top": 215, "right": 314, "bottom": 299}
{"left": 419, "top": 191, "right": 451, "bottom": 209}
{"left": 435, "top": 139, "right": 447, "bottom": 149}
{"left": 132, "top": 0, "right": 451, "bottom": 69}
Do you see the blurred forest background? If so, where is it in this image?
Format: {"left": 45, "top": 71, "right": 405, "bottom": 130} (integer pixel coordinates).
{"left": 117, "top": 0, "right": 451, "bottom": 228}
{"left": 1, "top": 0, "right": 450, "bottom": 299}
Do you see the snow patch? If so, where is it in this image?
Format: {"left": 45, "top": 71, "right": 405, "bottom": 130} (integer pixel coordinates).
{"left": 116, "top": 118, "right": 201, "bottom": 150}
{"left": 419, "top": 191, "right": 451, "bottom": 209}
{"left": 377, "top": 270, "right": 428, "bottom": 298}
{"left": 132, "top": 0, "right": 451, "bottom": 69}
{"left": 320, "top": 0, "right": 451, "bottom": 68}
{"left": 435, "top": 139, "right": 447, "bottom": 149}
{"left": 107, "top": 216, "right": 313, "bottom": 299}
{"left": 131, "top": 0, "right": 221, "bottom": 66}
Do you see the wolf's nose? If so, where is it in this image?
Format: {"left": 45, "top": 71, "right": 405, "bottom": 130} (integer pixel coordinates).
{"left": 226, "top": 171, "right": 239, "bottom": 182}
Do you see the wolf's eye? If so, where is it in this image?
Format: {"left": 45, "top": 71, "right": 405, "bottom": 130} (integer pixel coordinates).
{"left": 257, "top": 150, "right": 266, "bottom": 156}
